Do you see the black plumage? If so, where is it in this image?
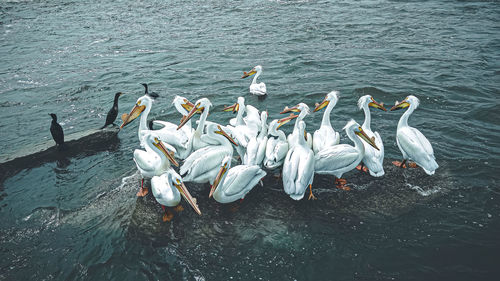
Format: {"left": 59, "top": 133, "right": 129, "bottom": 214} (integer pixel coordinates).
{"left": 49, "top": 113, "right": 64, "bottom": 147}
{"left": 141, "top": 83, "right": 159, "bottom": 99}
{"left": 102, "top": 92, "right": 124, "bottom": 128}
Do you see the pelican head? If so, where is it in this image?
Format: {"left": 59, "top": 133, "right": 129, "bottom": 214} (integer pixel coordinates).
{"left": 120, "top": 95, "right": 153, "bottom": 129}
{"left": 177, "top": 98, "right": 212, "bottom": 130}
{"left": 280, "top": 102, "right": 310, "bottom": 115}
{"left": 390, "top": 95, "right": 419, "bottom": 111}
{"left": 209, "top": 155, "right": 232, "bottom": 198}
{"left": 145, "top": 133, "right": 180, "bottom": 167}
{"left": 358, "top": 95, "right": 387, "bottom": 111}
{"left": 344, "top": 120, "right": 379, "bottom": 150}
{"left": 314, "top": 90, "right": 339, "bottom": 112}
{"left": 223, "top": 96, "right": 244, "bottom": 113}
{"left": 241, "top": 65, "right": 262, "bottom": 78}
{"left": 166, "top": 169, "right": 202, "bottom": 215}
{"left": 172, "top": 96, "right": 196, "bottom": 114}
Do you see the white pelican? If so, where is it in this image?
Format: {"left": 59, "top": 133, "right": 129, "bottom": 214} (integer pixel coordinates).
{"left": 120, "top": 93, "right": 196, "bottom": 152}
{"left": 151, "top": 168, "right": 201, "bottom": 221}
{"left": 177, "top": 98, "right": 215, "bottom": 151}
{"left": 282, "top": 121, "right": 315, "bottom": 200}
{"left": 279, "top": 103, "right": 313, "bottom": 148}
{"left": 209, "top": 155, "right": 267, "bottom": 203}
{"left": 390, "top": 95, "right": 438, "bottom": 175}
{"left": 264, "top": 119, "right": 289, "bottom": 169}
{"left": 133, "top": 132, "right": 179, "bottom": 197}
{"left": 180, "top": 124, "right": 238, "bottom": 184}
{"left": 243, "top": 111, "right": 268, "bottom": 166}
{"left": 314, "top": 120, "right": 379, "bottom": 190}
{"left": 357, "top": 95, "right": 387, "bottom": 177}
{"left": 312, "top": 91, "right": 340, "bottom": 154}
{"left": 241, "top": 65, "right": 267, "bottom": 95}
{"left": 224, "top": 97, "right": 260, "bottom": 147}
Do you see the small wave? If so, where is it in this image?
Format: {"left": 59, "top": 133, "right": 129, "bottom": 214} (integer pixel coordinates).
{"left": 406, "top": 183, "right": 441, "bottom": 196}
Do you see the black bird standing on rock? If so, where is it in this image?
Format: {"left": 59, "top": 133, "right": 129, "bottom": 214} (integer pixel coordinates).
{"left": 49, "top": 113, "right": 64, "bottom": 148}
{"left": 102, "top": 92, "right": 124, "bottom": 128}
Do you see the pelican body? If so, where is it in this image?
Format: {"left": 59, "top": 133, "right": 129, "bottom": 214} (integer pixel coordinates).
{"left": 391, "top": 95, "right": 438, "bottom": 175}
{"left": 209, "top": 155, "right": 266, "bottom": 203}
{"left": 282, "top": 121, "right": 315, "bottom": 200}
{"left": 314, "top": 120, "right": 379, "bottom": 181}
{"left": 151, "top": 168, "right": 201, "bottom": 215}
{"left": 358, "top": 95, "right": 387, "bottom": 177}
{"left": 243, "top": 111, "right": 268, "bottom": 166}
{"left": 264, "top": 119, "right": 289, "bottom": 169}
{"left": 242, "top": 65, "right": 267, "bottom": 95}
{"left": 313, "top": 91, "right": 340, "bottom": 154}
{"left": 180, "top": 124, "right": 238, "bottom": 184}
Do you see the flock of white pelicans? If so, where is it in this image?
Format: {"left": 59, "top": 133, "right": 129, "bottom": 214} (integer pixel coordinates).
{"left": 119, "top": 66, "right": 438, "bottom": 221}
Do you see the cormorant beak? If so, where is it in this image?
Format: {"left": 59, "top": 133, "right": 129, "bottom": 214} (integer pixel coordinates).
{"left": 277, "top": 113, "right": 298, "bottom": 129}
{"left": 174, "top": 180, "right": 201, "bottom": 215}
{"left": 390, "top": 100, "right": 410, "bottom": 111}
{"left": 280, "top": 105, "right": 301, "bottom": 114}
{"left": 355, "top": 127, "right": 379, "bottom": 150}
{"left": 241, "top": 68, "right": 256, "bottom": 78}
{"left": 154, "top": 140, "right": 179, "bottom": 167}
{"left": 314, "top": 98, "right": 330, "bottom": 112}
{"left": 177, "top": 103, "right": 202, "bottom": 130}
{"left": 369, "top": 98, "right": 387, "bottom": 111}
{"left": 120, "top": 103, "right": 145, "bottom": 129}
{"left": 209, "top": 164, "right": 228, "bottom": 198}
{"left": 223, "top": 102, "right": 239, "bottom": 113}
{"left": 215, "top": 125, "right": 238, "bottom": 146}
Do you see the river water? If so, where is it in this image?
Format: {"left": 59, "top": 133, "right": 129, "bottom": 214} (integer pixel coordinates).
{"left": 1, "top": 0, "right": 499, "bottom": 280}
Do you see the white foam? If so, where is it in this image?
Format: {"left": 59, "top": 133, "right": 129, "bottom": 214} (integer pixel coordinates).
{"left": 406, "top": 183, "right": 441, "bottom": 196}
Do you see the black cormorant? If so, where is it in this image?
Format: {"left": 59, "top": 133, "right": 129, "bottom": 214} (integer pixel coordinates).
{"left": 49, "top": 113, "right": 64, "bottom": 148}
{"left": 141, "top": 83, "right": 159, "bottom": 99}
{"left": 102, "top": 92, "right": 124, "bottom": 128}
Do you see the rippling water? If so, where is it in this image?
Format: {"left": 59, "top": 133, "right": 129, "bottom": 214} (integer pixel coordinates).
{"left": 1, "top": 0, "right": 499, "bottom": 280}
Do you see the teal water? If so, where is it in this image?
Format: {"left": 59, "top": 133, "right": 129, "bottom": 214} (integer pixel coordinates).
{"left": 1, "top": 0, "right": 499, "bottom": 280}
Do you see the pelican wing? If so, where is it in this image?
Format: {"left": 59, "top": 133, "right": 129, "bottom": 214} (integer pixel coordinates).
{"left": 255, "top": 136, "right": 268, "bottom": 165}
{"left": 219, "top": 165, "right": 266, "bottom": 200}
{"left": 181, "top": 146, "right": 230, "bottom": 181}
{"left": 133, "top": 149, "right": 160, "bottom": 176}
{"left": 314, "top": 144, "right": 359, "bottom": 174}
{"left": 397, "top": 127, "right": 438, "bottom": 174}
{"left": 313, "top": 126, "right": 339, "bottom": 154}
{"left": 294, "top": 147, "right": 315, "bottom": 199}
{"left": 151, "top": 174, "right": 180, "bottom": 207}
{"left": 283, "top": 148, "right": 299, "bottom": 195}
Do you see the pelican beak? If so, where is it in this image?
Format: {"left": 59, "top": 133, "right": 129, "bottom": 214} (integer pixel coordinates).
{"left": 314, "top": 98, "right": 330, "bottom": 112}
{"left": 277, "top": 113, "right": 298, "bottom": 129}
{"left": 390, "top": 100, "right": 410, "bottom": 111}
{"left": 181, "top": 98, "right": 196, "bottom": 113}
{"left": 154, "top": 140, "right": 180, "bottom": 167}
{"left": 178, "top": 103, "right": 202, "bottom": 130}
{"left": 241, "top": 68, "right": 256, "bottom": 78}
{"left": 120, "top": 102, "right": 145, "bottom": 129}
{"left": 215, "top": 125, "right": 238, "bottom": 146}
{"left": 209, "top": 163, "right": 228, "bottom": 198}
{"left": 355, "top": 127, "right": 379, "bottom": 150}
{"left": 369, "top": 98, "right": 387, "bottom": 111}
{"left": 223, "top": 102, "right": 239, "bottom": 113}
{"left": 280, "top": 105, "right": 301, "bottom": 114}
{"left": 174, "top": 180, "right": 201, "bottom": 215}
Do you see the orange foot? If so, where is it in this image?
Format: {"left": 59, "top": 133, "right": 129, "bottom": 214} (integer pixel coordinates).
{"left": 357, "top": 165, "right": 369, "bottom": 173}
{"left": 136, "top": 187, "right": 149, "bottom": 197}
{"left": 163, "top": 211, "right": 174, "bottom": 222}
{"left": 392, "top": 161, "right": 418, "bottom": 168}
{"left": 336, "top": 184, "right": 351, "bottom": 191}
{"left": 335, "top": 178, "right": 347, "bottom": 184}
{"left": 308, "top": 184, "right": 317, "bottom": 200}
{"left": 173, "top": 204, "right": 184, "bottom": 212}
{"left": 407, "top": 162, "right": 418, "bottom": 168}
